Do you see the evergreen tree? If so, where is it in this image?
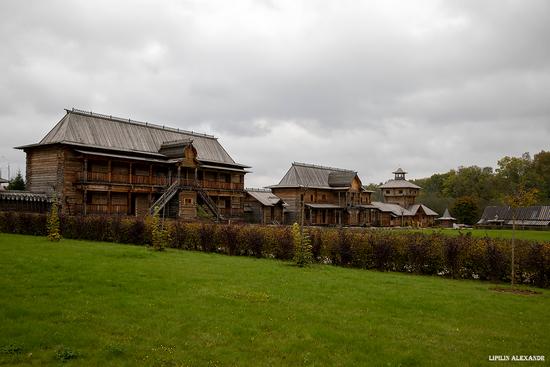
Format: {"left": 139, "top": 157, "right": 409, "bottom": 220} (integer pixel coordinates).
{"left": 47, "top": 198, "right": 61, "bottom": 242}
{"left": 7, "top": 170, "right": 25, "bottom": 190}
{"left": 292, "top": 223, "right": 312, "bottom": 267}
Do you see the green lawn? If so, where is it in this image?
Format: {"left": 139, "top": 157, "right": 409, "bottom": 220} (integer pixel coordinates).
{"left": 0, "top": 234, "right": 549, "bottom": 366}
{"left": 412, "top": 228, "right": 550, "bottom": 242}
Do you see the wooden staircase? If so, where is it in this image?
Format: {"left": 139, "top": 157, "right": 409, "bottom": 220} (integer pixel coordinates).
{"left": 149, "top": 179, "right": 225, "bottom": 222}
{"left": 150, "top": 180, "right": 180, "bottom": 215}
{"left": 196, "top": 187, "right": 224, "bottom": 221}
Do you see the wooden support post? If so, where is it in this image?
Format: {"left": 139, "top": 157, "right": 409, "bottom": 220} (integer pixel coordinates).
{"left": 83, "top": 189, "right": 87, "bottom": 216}
{"left": 83, "top": 158, "right": 88, "bottom": 183}
{"left": 129, "top": 163, "right": 133, "bottom": 184}
{"left": 177, "top": 165, "right": 181, "bottom": 183}
{"left": 108, "top": 190, "right": 112, "bottom": 215}
{"left": 149, "top": 164, "right": 153, "bottom": 186}
{"left": 128, "top": 192, "right": 132, "bottom": 216}
{"left": 108, "top": 160, "right": 112, "bottom": 183}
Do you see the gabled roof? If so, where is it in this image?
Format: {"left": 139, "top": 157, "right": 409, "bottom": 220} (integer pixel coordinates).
{"left": 408, "top": 204, "right": 439, "bottom": 217}
{"left": 437, "top": 208, "right": 456, "bottom": 221}
{"left": 270, "top": 162, "right": 362, "bottom": 190}
{"left": 17, "top": 109, "right": 248, "bottom": 168}
{"left": 477, "top": 206, "right": 550, "bottom": 225}
{"left": 371, "top": 202, "right": 414, "bottom": 217}
{"left": 245, "top": 189, "right": 284, "bottom": 207}
{"left": 379, "top": 179, "right": 421, "bottom": 189}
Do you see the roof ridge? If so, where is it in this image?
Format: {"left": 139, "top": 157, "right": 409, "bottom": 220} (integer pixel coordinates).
{"left": 292, "top": 161, "right": 355, "bottom": 172}
{"left": 245, "top": 188, "right": 272, "bottom": 192}
{"left": 67, "top": 108, "right": 217, "bottom": 139}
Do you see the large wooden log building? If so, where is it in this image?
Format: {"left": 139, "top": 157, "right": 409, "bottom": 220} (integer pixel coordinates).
{"left": 268, "top": 162, "right": 377, "bottom": 226}
{"left": 16, "top": 109, "right": 249, "bottom": 220}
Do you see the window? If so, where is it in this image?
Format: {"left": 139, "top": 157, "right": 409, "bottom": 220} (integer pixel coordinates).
{"left": 386, "top": 190, "right": 391, "bottom": 195}
{"left": 310, "top": 195, "right": 314, "bottom": 201}
{"left": 184, "top": 198, "right": 193, "bottom": 205}
{"left": 398, "top": 190, "right": 403, "bottom": 194}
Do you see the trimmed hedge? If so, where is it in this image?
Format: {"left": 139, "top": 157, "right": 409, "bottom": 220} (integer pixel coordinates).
{"left": 1, "top": 212, "right": 549, "bottom": 288}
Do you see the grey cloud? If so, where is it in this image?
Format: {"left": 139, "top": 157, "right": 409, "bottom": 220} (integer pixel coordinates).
{"left": 0, "top": 0, "right": 549, "bottom": 186}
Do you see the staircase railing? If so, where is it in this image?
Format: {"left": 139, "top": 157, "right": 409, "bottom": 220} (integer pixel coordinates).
{"left": 149, "top": 180, "right": 180, "bottom": 215}
{"left": 196, "top": 187, "right": 224, "bottom": 221}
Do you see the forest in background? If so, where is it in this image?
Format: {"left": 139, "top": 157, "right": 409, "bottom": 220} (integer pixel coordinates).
{"left": 367, "top": 150, "right": 550, "bottom": 225}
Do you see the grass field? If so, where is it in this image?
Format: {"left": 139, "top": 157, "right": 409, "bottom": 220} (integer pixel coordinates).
{"left": 411, "top": 228, "right": 550, "bottom": 242}
{"left": 1, "top": 234, "right": 549, "bottom": 366}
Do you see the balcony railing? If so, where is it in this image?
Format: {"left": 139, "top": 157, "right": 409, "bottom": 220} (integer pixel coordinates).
{"left": 218, "top": 208, "right": 244, "bottom": 217}
{"left": 77, "top": 172, "right": 244, "bottom": 190}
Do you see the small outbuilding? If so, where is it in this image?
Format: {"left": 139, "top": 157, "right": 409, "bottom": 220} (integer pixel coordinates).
{"left": 436, "top": 208, "right": 456, "bottom": 228}
{"left": 244, "top": 189, "right": 286, "bottom": 224}
{"left": 477, "top": 206, "right": 550, "bottom": 228}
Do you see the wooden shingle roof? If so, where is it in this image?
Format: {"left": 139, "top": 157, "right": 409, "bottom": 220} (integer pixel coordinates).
{"left": 245, "top": 189, "right": 284, "bottom": 207}
{"left": 17, "top": 109, "right": 248, "bottom": 168}
{"left": 270, "top": 162, "right": 361, "bottom": 189}
{"left": 378, "top": 179, "right": 421, "bottom": 189}
{"left": 477, "top": 206, "right": 550, "bottom": 226}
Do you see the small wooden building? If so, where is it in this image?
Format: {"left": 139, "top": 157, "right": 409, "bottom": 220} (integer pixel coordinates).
{"left": 436, "top": 208, "right": 456, "bottom": 228}
{"left": 268, "top": 162, "right": 375, "bottom": 226}
{"left": 15, "top": 109, "right": 249, "bottom": 220}
{"left": 477, "top": 206, "right": 550, "bottom": 228}
{"left": 372, "top": 168, "right": 438, "bottom": 227}
{"left": 244, "top": 189, "right": 285, "bottom": 224}
{"left": 409, "top": 204, "right": 439, "bottom": 227}
{"left": 378, "top": 168, "right": 421, "bottom": 208}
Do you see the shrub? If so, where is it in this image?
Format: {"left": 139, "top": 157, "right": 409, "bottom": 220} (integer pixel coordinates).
{"left": 219, "top": 224, "right": 239, "bottom": 255}
{"left": 199, "top": 224, "right": 216, "bottom": 252}
{"left": 1, "top": 211, "right": 549, "bottom": 288}
{"left": 150, "top": 210, "right": 169, "bottom": 251}
{"left": 292, "top": 223, "right": 312, "bottom": 267}
{"left": 46, "top": 199, "right": 61, "bottom": 242}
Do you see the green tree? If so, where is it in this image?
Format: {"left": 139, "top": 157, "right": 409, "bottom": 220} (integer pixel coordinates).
{"left": 532, "top": 150, "right": 550, "bottom": 203}
{"left": 7, "top": 170, "right": 25, "bottom": 190}
{"left": 451, "top": 196, "right": 480, "bottom": 225}
{"left": 496, "top": 153, "right": 541, "bottom": 197}
{"left": 443, "top": 166, "right": 495, "bottom": 202}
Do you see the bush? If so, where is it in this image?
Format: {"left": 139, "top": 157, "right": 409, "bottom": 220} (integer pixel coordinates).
{"left": 292, "top": 223, "right": 312, "bottom": 267}
{"left": 47, "top": 200, "right": 61, "bottom": 242}
{"left": 1, "top": 211, "right": 549, "bottom": 288}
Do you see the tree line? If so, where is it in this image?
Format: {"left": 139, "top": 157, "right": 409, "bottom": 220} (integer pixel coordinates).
{"left": 407, "top": 151, "right": 550, "bottom": 224}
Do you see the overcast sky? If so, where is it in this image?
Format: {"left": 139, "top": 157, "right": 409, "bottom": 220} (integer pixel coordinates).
{"left": 1, "top": 0, "right": 549, "bottom": 186}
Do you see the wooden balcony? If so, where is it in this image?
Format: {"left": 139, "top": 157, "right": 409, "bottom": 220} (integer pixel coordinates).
{"left": 77, "top": 172, "right": 244, "bottom": 191}
{"left": 218, "top": 207, "right": 244, "bottom": 217}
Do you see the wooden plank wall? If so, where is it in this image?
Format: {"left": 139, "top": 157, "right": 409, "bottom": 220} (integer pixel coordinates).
{"left": 26, "top": 146, "right": 63, "bottom": 194}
